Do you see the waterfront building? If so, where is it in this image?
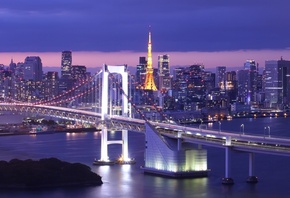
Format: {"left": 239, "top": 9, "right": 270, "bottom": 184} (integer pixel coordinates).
{"left": 264, "top": 58, "right": 290, "bottom": 109}
{"left": 245, "top": 60, "right": 258, "bottom": 103}
{"left": 237, "top": 60, "right": 258, "bottom": 105}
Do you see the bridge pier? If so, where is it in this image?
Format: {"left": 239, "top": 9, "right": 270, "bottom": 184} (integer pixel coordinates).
{"left": 94, "top": 127, "right": 134, "bottom": 165}
{"left": 247, "top": 152, "right": 258, "bottom": 183}
{"left": 95, "top": 127, "right": 114, "bottom": 165}
{"left": 222, "top": 136, "right": 234, "bottom": 185}
{"left": 100, "top": 127, "right": 108, "bottom": 161}
{"left": 122, "top": 129, "right": 129, "bottom": 161}
{"left": 94, "top": 64, "right": 134, "bottom": 165}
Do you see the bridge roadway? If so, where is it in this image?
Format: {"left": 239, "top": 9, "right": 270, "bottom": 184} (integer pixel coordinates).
{"left": 1, "top": 103, "right": 290, "bottom": 156}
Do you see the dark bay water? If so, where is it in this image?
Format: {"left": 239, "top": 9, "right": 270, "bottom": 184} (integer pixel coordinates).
{"left": 0, "top": 117, "right": 290, "bottom": 197}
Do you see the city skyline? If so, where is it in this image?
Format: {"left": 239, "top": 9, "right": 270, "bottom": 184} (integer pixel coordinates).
{"left": 0, "top": 1, "right": 290, "bottom": 68}
{"left": 1, "top": 50, "right": 290, "bottom": 70}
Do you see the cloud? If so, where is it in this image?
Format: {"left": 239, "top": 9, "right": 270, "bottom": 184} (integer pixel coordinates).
{"left": 0, "top": 1, "right": 289, "bottom": 52}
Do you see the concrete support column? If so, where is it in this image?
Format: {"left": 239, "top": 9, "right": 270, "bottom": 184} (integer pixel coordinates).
{"left": 222, "top": 146, "right": 234, "bottom": 185}
{"left": 101, "top": 65, "right": 109, "bottom": 120}
{"left": 225, "top": 147, "right": 231, "bottom": 178}
{"left": 247, "top": 152, "right": 258, "bottom": 183}
{"left": 122, "top": 129, "right": 129, "bottom": 161}
{"left": 177, "top": 139, "right": 182, "bottom": 150}
{"left": 249, "top": 152, "right": 254, "bottom": 176}
{"left": 100, "top": 127, "right": 108, "bottom": 161}
{"left": 177, "top": 131, "right": 182, "bottom": 151}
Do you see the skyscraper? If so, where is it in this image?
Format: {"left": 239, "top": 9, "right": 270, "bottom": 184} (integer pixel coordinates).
{"left": 264, "top": 58, "right": 290, "bottom": 109}
{"left": 59, "top": 51, "right": 73, "bottom": 94}
{"left": 71, "top": 65, "right": 87, "bottom": 81}
{"left": 61, "top": 51, "right": 72, "bottom": 79}
{"left": 23, "top": 56, "right": 43, "bottom": 81}
{"left": 143, "top": 30, "right": 157, "bottom": 91}
{"left": 158, "top": 54, "right": 171, "bottom": 90}
{"left": 136, "top": 57, "right": 147, "bottom": 86}
{"left": 43, "top": 72, "right": 59, "bottom": 100}
{"left": 158, "top": 55, "right": 170, "bottom": 76}
{"left": 216, "top": 66, "right": 226, "bottom": 89}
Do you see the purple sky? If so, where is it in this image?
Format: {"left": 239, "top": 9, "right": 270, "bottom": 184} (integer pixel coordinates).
{"left": 0, "top": 0, "right": 290, "bottom": 69}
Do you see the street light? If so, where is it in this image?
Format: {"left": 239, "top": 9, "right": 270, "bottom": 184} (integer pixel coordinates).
{"left": 240, "top": 124, "right": 244, "bottom": 135}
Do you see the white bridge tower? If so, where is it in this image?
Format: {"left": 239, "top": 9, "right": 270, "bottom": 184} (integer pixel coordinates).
{"left": 95, "top": 64, "right": 133, "bottom": 165}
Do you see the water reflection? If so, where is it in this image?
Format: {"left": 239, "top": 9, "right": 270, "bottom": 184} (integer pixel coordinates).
{"left": 66, "top": 132, "right": 87, "bottom": 140}
{"left": 0, "top": 118, "right": 290, "bottom": 197}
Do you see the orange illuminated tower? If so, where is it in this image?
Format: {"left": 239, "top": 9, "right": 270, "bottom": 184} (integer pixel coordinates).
{"left": 143, "top": 29, "right": 157, "bottom": 91}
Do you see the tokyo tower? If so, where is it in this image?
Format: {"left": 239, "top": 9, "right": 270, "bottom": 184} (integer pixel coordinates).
{"left": 143, "top": 29, "right": 157, "bottom": 91}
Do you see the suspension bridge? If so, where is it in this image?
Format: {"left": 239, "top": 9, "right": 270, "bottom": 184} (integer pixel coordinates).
{"left": 1, "top": 64, "right": 290, "bottom": 184}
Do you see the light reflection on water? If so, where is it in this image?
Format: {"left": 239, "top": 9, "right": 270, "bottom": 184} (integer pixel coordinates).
{"left": 0, "top": 117, "right": 289, "bottom": 197}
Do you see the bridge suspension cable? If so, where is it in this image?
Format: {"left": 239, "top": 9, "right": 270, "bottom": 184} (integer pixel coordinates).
{"left": 33, "top": 71, "right": 103, "bottom": 106}
{"left": 106, "top": 69, "right": 172, "bottom": 123}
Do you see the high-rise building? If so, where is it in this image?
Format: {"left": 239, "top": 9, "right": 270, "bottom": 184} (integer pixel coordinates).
{"left": 264, "top": 58, "right": 290, "bottom": 109}
{"left": 244, "top": 59, "right": 256, "bottom": 70}
{"left": 225, "top": 71, "right": 237, "bottom": 103}
{"left": 9, "top": 59, "right": 16, "bottom": 73}
{"left": 158, "top": 55, "right": 170, "bottom": 76}
{"left": 43, "top": 72, "right": 59, "bottom": 100}
{"left": 237, "top": 69, "right": 250, "bottom": 104}
{"left": 61, "top": 51, "right": 72, "bottom": 79}
{"left": 216, "top": 66, "right": 226, "bottom": 89}
{"left": 0, "top": 70, "right": 13, "bottom": 101}
{"left": 23, "top": 56, "right": 43, "bottom": 81}
{"left": 143, "top": 30, "right": 157, "bottom": 91}
{"left": 158, "top": 54, "right": 171, "bottom": 90}
{"left": 204, "top": 71, "right": 215, "bottom": 93}
{"left": 237, "top": 60, "right": 258, "bottom": 105}
{"left": 59, "top": 51, "right": 73, "bottom": 95}
{"left": 172, "top": 65, "right": 206, "bottom": 110}
{"left": 136, "top": 57, "right": 147, "bottom": 86}
{"left": 71, "top": 65, "right": 87, "bottom": 81}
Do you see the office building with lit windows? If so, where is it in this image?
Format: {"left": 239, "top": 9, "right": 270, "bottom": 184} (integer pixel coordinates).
{"left": 61, "top": 51, "right": 72, "bottom": 79}
{"left": 215, "top": 66, "right": 226, "bottom": 89}
{"left": 59, "top": 51, "right": 73, "bottom": 94}
{"left": 264, "top": 58, "right": 290, "bottom": 109}
{"left": 158, "top": 54, "right": 171, "bottom": 90}
{"left": 23, "top": 56, "right": 43, "bottom": 81}
{"left": 43, "top": 72, "right": 59, "bottom": 100}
